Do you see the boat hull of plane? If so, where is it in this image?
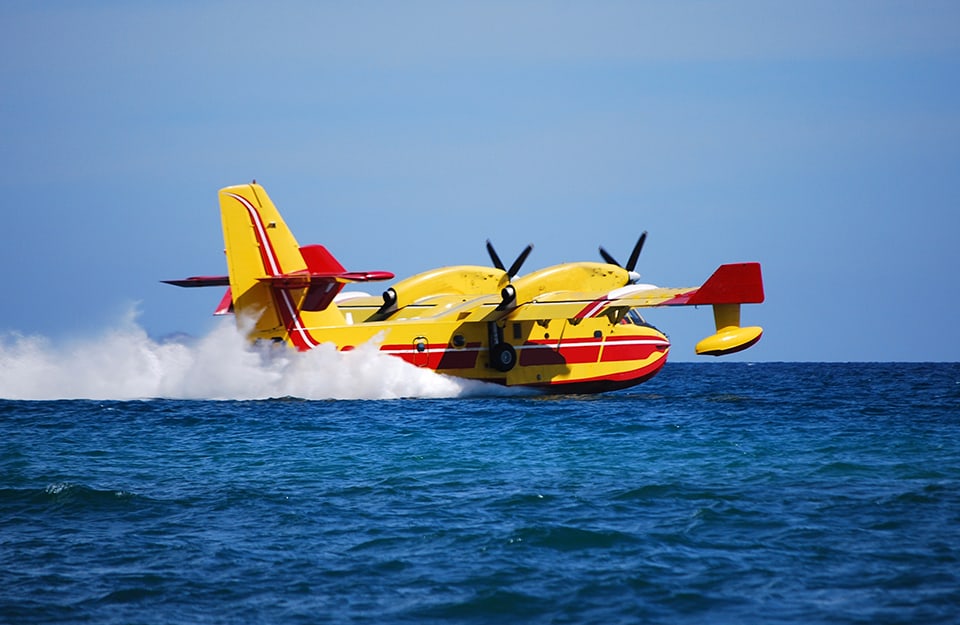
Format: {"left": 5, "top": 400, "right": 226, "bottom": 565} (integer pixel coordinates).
{"left": 295, "top": 315, "right": 670, "bottom": 394}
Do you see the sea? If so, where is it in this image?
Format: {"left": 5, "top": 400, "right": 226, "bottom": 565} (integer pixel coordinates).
{"left": 1, "top": 323, "right": 958, "bottom": 624}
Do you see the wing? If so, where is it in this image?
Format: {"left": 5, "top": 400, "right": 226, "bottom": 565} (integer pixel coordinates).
{"left": 505, "top": 263, "right": 764, "bottom": 322}
{"left": 502, "top": 285, "right": 691, "bottom": 321}
{"left": 354, "top": 262, "right": 764, "bottom": 326}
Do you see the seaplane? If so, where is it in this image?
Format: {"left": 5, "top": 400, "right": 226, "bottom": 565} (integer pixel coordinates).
{"left": 164, "top": 183, "right": 764, "bottom": 394}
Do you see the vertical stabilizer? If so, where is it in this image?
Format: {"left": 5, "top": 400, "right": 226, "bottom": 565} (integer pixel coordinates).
{"left": 219, "top": 184, "right": 343, "bottom": 348}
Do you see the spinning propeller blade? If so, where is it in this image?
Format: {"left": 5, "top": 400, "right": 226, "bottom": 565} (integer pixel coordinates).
{"left": 598, "top": 246, "right": 620, "bottom": 267}
{"left": 625, "top": 232, "right": 647, "bottom": 272}
{"left": 485, "top": 240, "right": 505, "bottom": 272}
{"left": 507, "top": 245, "right": 533, "bottom": 278}
{"left": 486, "top": 240, "right": 534, "bottom": 278}
{"left": 600, "top": 231, "right": 647, "bottom": 271}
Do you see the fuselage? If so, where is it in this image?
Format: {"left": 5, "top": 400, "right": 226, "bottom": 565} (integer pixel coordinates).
{"left": 244, "top": 261, "right": 671, "bottom": 393}
{"left": 284, "top": 313, "right": 670, "bottom": 393}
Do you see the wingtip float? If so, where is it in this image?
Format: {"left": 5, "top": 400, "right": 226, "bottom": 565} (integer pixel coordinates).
{"left": 165, "top": 183, "right": 765, "bottom": 394}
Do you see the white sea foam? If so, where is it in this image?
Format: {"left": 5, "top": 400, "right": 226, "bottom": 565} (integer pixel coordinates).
{"left": 0, "top": 312, "right": 520, "bottom": 401}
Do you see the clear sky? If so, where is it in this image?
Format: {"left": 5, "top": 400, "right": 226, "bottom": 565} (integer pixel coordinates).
{"left": 2, "top": 1, "right": 958, "bottom": 362}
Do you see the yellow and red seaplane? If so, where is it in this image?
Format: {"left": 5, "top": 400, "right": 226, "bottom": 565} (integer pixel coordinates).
{"left": 165, "top": 183, "right": 764, "bottom": 394}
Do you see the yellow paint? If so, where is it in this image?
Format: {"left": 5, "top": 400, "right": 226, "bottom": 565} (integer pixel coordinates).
{"left": 695, "top": 326, "right": 764, "bottom": 356}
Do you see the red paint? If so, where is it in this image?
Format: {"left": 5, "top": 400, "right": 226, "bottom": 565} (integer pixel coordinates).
{"left": 380, "top": 342, "right": 482, "bottom": 370}
{"left": 524, "top": 354, "right": 668, "bottom": 394}
{"left": 519, "top": 338, "right": 603, "bottom": 366}
{"left": 300, "top": 244, "right": 346, "bottom": 273}
{"left": 214, "top": 288, "right": 233, "bottom": 316}
{"left": 437, "top": 344, "right": 482, "bottom": 369}
{"left": 519, "top": 343, "right": 567, "bottom": 366}
{"left": 574, "top": 298, "right": 609, "bottom": 320}
{"left": 664, "top": 263, "right": 764, "bottom": 306}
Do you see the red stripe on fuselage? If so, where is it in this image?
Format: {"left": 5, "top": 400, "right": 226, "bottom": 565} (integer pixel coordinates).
{"left": 378, "top": 336, "right": 669, "bottom": 392}
{"left": 523, "top": 354, "right": 668, "bottom": 394}
{"left": 379, "top": 343, "right": 482, "bottom": 370}
{"left": 520, "top": 339, "right": 599, "bottom": 366}
{"left": 520, "top": 335, "right": 669, "bottom": 366}
{"left": 574, "top": 298, "right": 610, "bottom": 320}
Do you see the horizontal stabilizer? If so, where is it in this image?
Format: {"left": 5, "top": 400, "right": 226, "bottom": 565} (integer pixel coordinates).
{"left": 254, "top": 245, "right": 394, "bottom": 312}
{"left": 296, "top": 244, "right": 393, "bottom": 284}
{"left": 161, "top": 277, "right": 233, "bottom": 316}
{"left": 162, "top": 275, "right": 230, "bottom": 288}
{"left": 257, "top": 271, "right": 395, "bottom": 289}
{"left": 259, "top": 269, "right": 394, "bottom": 312}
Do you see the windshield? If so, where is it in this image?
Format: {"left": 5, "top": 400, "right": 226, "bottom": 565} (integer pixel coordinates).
{"left": 622, "top": 309, "right": 647, "bottom": 326}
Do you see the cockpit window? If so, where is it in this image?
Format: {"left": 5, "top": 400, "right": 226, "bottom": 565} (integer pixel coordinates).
{"left": 623, "top": 309, "right": 647, "bottom": 326}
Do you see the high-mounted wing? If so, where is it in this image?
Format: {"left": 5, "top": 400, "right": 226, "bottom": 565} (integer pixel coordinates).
{"left": 556, "top": 262, "right": 764, "bottom": 319}
{"left": 498, "top": 263, "right": 765, "bottom": 356}
{"left": 495, "top": 263, "right": 762, "bottom": 319}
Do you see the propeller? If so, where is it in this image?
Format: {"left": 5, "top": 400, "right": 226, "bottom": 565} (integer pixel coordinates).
{"left": 486, "top": 240, "right": 533, "bottom": 310}
{"left": 599, "top": 232, "right": 647, "bottom": 283}
{"left": 599, "top": 231, "right": 646, "bottom": 271}
{"left": 486, "top": 240, "right": 533, "bottom": 279}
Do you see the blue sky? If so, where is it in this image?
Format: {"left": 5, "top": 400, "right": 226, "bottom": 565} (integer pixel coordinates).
{"left": 2, "top": 1, "right": 958, "bottom": 362}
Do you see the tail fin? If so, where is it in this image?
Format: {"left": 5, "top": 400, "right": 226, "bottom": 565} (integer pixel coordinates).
{"left": 220, "top": 183, "right": 324, "bottom": 347}
{"left": 219, "top": 183, "right": 393, "bottom": 349}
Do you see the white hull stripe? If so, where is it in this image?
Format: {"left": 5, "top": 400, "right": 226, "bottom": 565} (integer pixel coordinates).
{"left": 379, "top": 339, "right": 668, "bottom": 356}
{"left": 522, "top": 340, "right": 669, "bottom": 350}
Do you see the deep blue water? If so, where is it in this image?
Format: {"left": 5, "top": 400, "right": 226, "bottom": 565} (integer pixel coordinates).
{"left": 2, "top": 362, "right": 959, "bottom": 624}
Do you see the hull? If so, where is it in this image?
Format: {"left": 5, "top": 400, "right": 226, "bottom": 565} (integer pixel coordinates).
{"left": 288, "top": 314, "right": 670, "bottom": 393}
